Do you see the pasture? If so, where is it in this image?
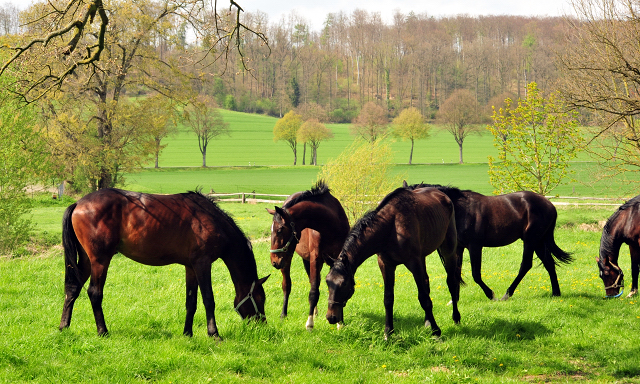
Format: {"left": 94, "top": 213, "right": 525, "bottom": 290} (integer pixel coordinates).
{"left": 4, "top": 110, "right": 640, "bottom": 382}
{"left": 3, "top": 200, "right": 640, "bottom": 382}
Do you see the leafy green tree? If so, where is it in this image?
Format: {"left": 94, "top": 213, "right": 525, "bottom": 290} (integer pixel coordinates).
{"left": 317, "top": 139, "right": 404, "bottom": 223}
{"left": 391, "top": 107, "right": 431, "bottom": 164}
{"left": 0, "top": 90, "right": 51, "bottom": 254}
{"left": 273, "top": 110, "right": 303, "bottom": 165}
{"left": 297, "top": 119, "right": 334, "bottom": 165}
{"left": 350, "top": 102, "right": 388, "bottom": 142}
{"left": 289, "top": 77, "right": 301, "bottom": 108}
{"left": 135, "top": 95, "right": 178, "bottom": 169}
{"left": 487, "top": 82, "right": 583, "bottom": 195}
{"left": 182, "top": 95, "right": 230, "bottom": 167}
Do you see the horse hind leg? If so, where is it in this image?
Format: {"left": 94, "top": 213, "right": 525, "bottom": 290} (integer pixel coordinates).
{"left": 86, "top": 259, "right": 112, "bottom": 336}
{"left": 537, "top": 244, "right": 562, "bottom": 297}
{"left": 183, "top": 267, "right": 199, "bottom": 337}
{"left": 59, "top": 250, "right": 91, "bottom": 330}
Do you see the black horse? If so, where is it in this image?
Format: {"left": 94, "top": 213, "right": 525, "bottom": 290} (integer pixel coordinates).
{"left": 325, "top": 186, "right": 462, "bottom": 338}
{"left": 598, "top": 194, "right": 640, "bottom": 298}
{"left": 59, "top": 188, "right": 269, "bottom": 339}
{"left": 267, "top": 181, "right": 350, "bottom": 329}
{"left": 404, "top": 182, "right": 572, "bottom": 300}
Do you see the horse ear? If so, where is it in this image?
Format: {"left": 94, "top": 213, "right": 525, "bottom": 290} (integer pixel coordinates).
{"left": 274, "top": 206, "right": 287, "bottom": 218}
{"left": 402, "top": 180, "right": 408, "bottom": 188}
{"left": 258, "top": 274, "right": 270, "bottom": 285}
{"left": 266, "top": 208, "right": 276, "bottom": 215}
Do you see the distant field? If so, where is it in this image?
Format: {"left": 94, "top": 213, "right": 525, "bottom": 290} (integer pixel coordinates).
{"left": 151, "top": 110, "right": 499, "bottom": 167}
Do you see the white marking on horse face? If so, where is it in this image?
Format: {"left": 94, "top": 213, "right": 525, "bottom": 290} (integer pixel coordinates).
{"left": 306, "top": 315, "right": 314, "bottom": 330}
{"left": 271, "top": 222, "right": 274, "bottom": 232}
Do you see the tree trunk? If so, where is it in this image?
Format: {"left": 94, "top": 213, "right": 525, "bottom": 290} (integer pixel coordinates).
{"left": 409, "top": 139, "right": 414, "bottom": 165}
{"left": 458, "top": 142, "right": 464, "bottom": 164}
{"left": 302, "top": 143, "right": 306, "bottom": 165}
{"left": 202, "top": 147, "right": 207, "bottom": 167}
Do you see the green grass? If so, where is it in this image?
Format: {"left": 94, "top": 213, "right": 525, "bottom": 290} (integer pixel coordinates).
{"left": 2, "top": 203, "right": 640, "bottom": 383}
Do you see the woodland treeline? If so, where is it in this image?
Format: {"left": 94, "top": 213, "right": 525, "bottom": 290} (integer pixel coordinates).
{"left": 195, "top": 11, "right": 566, "bottom": 122}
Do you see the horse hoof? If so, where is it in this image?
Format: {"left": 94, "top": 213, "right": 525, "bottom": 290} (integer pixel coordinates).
{"left": 627, "top": 289, "right": 638, "bottom": 298}
{"left": 500, "top": 293, "right": 510, "bottom": 301}
{"left": 447, "top": 300, "right": 453, "bottom": 306}
{"left": 336, "top": 322, "right": 344, "bottom": 330}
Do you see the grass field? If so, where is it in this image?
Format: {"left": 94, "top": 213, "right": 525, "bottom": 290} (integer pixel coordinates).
{"left": 2, "top": 202, "right": 640, "bottom": 383}
{"left": 4, "top": 110, "right": 640, "bottom": 382}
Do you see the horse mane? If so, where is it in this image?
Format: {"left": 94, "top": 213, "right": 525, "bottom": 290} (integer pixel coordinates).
{"left": 601, "top": 195, "right": 640, "bottom": 257}
{"left": 343, "top": 187, "right": 412, "bottom": 256}
{"left": 185, "top": 190, "right": 253, "bottom": 251}
{"left": 283, "top": 180, "right": 330, "bottom": 209}
{"left": 404, "top": 183, "right": 468, "bottom": 204}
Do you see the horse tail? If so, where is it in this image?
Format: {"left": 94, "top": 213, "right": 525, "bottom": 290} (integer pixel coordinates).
{"left": 62, "top": 203, "right": 82, "bottom": 287}
{"left": 545, "top": 224, "right": 573, "bottom": 265}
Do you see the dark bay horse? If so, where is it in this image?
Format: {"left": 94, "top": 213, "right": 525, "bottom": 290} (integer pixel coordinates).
{"left": 598, "top": 194, "right": 640, "bottom": 298}
{"left": 325, "top": 186, "right": 462, "bottom": 338}
{"left": 267, "top": 181, "right": 350, "bottom": 329}
{"left": 59, "top": 188, "right": 269, "bottom": 339}
{"left": 404, "top": 182, "right": 572, "bottom": 301}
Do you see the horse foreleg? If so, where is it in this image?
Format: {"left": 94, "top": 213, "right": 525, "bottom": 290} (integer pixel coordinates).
{"left": 377, "top": 256, "right": 397, "bottom": 340}
{"left": 183, "top": 267, "right": 199, "bottom": 337}
{"left": 59, "top": 250, "right": 90, "bottom": 330}
{"left": 406, "top": 258, "right": 440, "bottom": 337}
{"left": 629, "top": 245, "right": 640, "bottom": 298}
{"left": 504, "top": 243, "right": 534, "bottom": 300}
{"left": 86, "top": 260, "right": 111, "bottom": 336}
{"left": 280, "top": 263, "right": 292, "bottom": 319}
{"left": 468, "top": 245, "right": 494, "bottom": 300}
{"left": 306, "top": 252, "right": 323, "bottom": 330}
{"left": 193, "top": 262, "right": 220, "bottom": 340}
{"left": 537, "top": 244, "right": 561, "bottom": 297}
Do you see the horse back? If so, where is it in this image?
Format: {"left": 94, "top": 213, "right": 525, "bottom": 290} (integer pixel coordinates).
{"left": 71, "top": 189, "right": 227, "bottom": 266}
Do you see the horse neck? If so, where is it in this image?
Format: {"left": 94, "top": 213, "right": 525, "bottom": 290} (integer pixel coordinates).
{"left": 221, "top": 241, "right": 259, "bottom": 297}
{"left": 288, "top": 200, "right": 349, "bottom": 240}
{"left": 342, "top": 216, "right": 393, "bottom": 271}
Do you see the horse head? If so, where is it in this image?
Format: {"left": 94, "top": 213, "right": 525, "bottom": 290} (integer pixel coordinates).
{"left": 597, "top": 257, "right": 624, "bottom": 298}
{"left": 325, "top": 257, "right": 355, "bottom": 325}
{"left": 266, "top": 206, "right": 299, "bottom": 269}
{"left": 234, "top": 275, "right": 270, "bottom": 320}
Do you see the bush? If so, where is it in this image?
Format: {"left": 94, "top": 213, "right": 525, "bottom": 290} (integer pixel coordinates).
{"left": 224, "top": 94, "right": 237, "bottom": 111}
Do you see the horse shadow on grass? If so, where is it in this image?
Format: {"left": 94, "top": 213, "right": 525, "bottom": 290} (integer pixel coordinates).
{"left": 358, "top": 311, "right": 552, "bottom": 343}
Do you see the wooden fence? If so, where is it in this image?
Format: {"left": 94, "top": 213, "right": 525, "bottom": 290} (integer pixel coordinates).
{"left": 209, "top": 192, "right": 631, "bottom": 208}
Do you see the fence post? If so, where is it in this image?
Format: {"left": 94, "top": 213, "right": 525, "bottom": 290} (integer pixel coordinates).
{"left": 242, "top": 193, "right": 246, "bottom": 204}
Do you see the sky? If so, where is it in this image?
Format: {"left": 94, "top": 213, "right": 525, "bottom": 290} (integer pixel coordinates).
{"left": 0, "top": 0, "right": 575, "bottom": 31}
{"left": 237, "top": 0, "right": 575, "bottom": 31}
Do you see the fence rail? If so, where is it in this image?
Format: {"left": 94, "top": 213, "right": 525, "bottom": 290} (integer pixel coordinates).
{"left": 209, "top": 192, "right": 631, "bottom": 207}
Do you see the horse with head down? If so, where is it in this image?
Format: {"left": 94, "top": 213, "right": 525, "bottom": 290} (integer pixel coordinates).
{"left": 59, "top": 188, "right": 269, "bottom": 339}
{"left": 598, "top": 194, "right": 640, "bottom": 298}
{"left": 325, "top": 186, "right": 462, "bottom": 338}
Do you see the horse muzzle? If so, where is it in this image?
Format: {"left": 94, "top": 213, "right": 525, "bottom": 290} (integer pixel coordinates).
{"left": 326, "top": 304, "right": 344, "bottom": 324}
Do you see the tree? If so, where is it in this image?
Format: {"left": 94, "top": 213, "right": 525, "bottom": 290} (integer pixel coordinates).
{"left": 0, "top": 0, "right": 267, "bottom": 103}
{"left": 182, "top": 96, "right": 230, "bottom": 167}
{"left": 273, "top": 110, "right": 303, "bottom": 165}
{"left": 487, "top": 82, "right": 583, "bottom": 195}
{"left": 135, "top": 95, "right": 178, "bottom": 169}
{"left": 559, "top": 0, "right": 640, "bottom": 176}
{"left": 318, "top": 138, "right": 404, "bottom": 223}
{"left": 437, "top": 89, "right": 482, "bottom": 164}
{"left": 0, "top": 85, "right": 52, "bottom": 254}
{"left": 351, "top": 101, "right": 388, "bottom": 142}
{"left": 297, "top": 119, "right": 334, "bottom": 165}
{"left": 391, "top": 107, "right": 430, "bottom": 164}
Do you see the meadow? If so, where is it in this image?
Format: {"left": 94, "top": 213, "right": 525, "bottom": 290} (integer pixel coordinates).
{"left": 3, "top": 110, "right": 640, "bottom": 383}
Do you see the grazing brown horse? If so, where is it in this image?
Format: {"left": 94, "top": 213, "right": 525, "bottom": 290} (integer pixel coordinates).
{"left": 597, "top": 195, "right": 640, "bottom": 298}
{"left": 59, "top": 188, "right": 269, "bottom": 339}
{"left": 404, "top": 182, "right": 573, "bottom": 300}
{"left": 325, "top": 186, "right": 462, "bottom": 338}
{"left": 267, "top": 181, "right": 350, "bottom": 329}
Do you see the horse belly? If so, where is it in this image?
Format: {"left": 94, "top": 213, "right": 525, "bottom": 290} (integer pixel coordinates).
{"left": 117, "top": 227, "right": 194, "bottom": 267}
